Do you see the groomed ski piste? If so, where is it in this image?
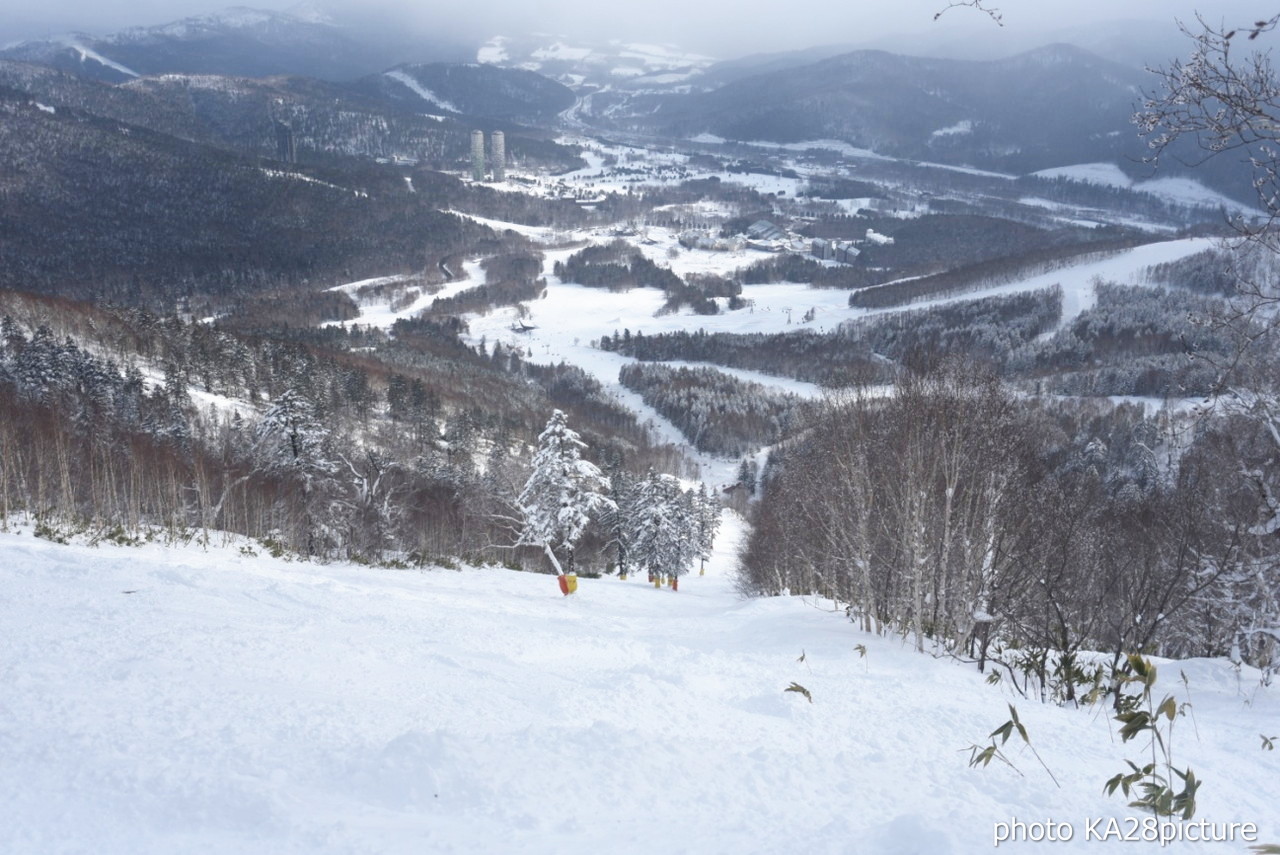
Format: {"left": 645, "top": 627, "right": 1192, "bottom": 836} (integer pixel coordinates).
{"left": 2, "top": 513, "right": 1277, "bottom": 854}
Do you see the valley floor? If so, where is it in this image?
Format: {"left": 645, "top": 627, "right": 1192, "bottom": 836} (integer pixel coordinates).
{"left": 1, "top": 517, "right": 1276, "bottom": 854}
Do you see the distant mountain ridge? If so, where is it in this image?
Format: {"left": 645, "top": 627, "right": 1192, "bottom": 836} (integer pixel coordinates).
{"left": 593, "top": 43, "right": 1150, "bottom": 177}
{"left": 0, "top": 8, "right": 1260, "bottom": 203}
{"left": 0, "top": 58, "right": 581, "bottom": 175}
{"left": 0, "top": 8, "right": 578, "bottom": 130}
{"left": 0, "top": 6, "right": 465, "bottom": 82}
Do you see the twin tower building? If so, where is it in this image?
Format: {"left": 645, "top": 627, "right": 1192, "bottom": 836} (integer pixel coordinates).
{"left": 471, "top": 130, "right": 505, "bottom": 182}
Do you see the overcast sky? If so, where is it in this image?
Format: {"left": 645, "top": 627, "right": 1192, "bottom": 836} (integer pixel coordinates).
{"left": 2, "top": 0, "right": 1268, "bottom": 58}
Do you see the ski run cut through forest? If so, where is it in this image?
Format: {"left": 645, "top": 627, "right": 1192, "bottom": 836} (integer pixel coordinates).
{"left": 8, "top": 12, "right": 1280, "bottom": 853}
{"left": 0, "top": 517, "right": 1277, "bottom": 854}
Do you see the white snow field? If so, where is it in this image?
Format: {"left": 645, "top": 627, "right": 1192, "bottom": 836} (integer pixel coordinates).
{"left": 1, "top": 518, "right": 1277, "bottom": 855}
{"left": 1031, "top": 163, "right": 1261, "bottom": 219}
{"left": 324, "top": 229, "right": 1219, "bottom": 487}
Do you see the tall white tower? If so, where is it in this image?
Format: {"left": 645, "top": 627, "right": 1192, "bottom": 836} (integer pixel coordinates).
{"left": 490, "top": 131, "right": 506, "bottom": 182}
{"left": 471, "top": 130, "right": 485, "bottom": 181}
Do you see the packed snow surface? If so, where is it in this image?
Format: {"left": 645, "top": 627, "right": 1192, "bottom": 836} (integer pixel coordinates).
{"left": 1, "top": 522, "right": 1276, "bottom": 853}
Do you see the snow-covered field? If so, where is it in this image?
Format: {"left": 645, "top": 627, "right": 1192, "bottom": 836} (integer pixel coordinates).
{"left": 2, "top": 518, "right": 1276, "bottom": 854}
{"left": 1032, "top": 163, "right": 1261, "bottom": 219}
{"left": 460, "top": 241, "right": 836, "bottom": 485}
{"left": 463, "top": 233, "right": 1218, "bottom": 391}
{"left": 889, "top": 236, "right": 1219, "bottom": 327}
{"left": 327, "top": 214, "right": 1220, "bottom": 485}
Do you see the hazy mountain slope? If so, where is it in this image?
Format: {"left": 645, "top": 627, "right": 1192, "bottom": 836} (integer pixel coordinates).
{"left": 621, "top": 44, "right": 1148, "bottom": 175}
{"left": 695, "top": 43, "right": 859, "bottom": 89}
{"left": 0, "top": 6, "right": 468, "bottom": 83}
{"left": 0, "top": 60, "right": 199, "bottom": 138}
{"left": 0, "top": 59, "right": 581, "bottom": 176}
{"left": 0, "top": 88, "right": 494, "bottom": 304}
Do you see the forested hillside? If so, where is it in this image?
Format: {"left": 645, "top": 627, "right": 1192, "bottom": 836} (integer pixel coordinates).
{"left": 0, "top": 287, "right": 689, "bottom": 565}
{"left": 743, "top": 367, "right": 1280, "bottom": 686}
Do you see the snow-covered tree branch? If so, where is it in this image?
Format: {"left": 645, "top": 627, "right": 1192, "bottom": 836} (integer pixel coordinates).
{"left": 516, "top": 410, "right": 615, "bottom": 578}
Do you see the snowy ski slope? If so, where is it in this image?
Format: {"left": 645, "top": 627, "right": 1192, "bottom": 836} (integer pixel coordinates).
{"left": 1, "top": 517, "right": 1275, "bottom": 854}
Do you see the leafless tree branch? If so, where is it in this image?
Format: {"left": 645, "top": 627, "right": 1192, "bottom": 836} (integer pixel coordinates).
{"left": 1135, "top": 14, "right": 1280, "bottom": 395}
{"left": 934, "top": 1, "right": 1003, "bottom": 26}
{"left": 1136, "top": 15, "right": 1279, "bottom": 246}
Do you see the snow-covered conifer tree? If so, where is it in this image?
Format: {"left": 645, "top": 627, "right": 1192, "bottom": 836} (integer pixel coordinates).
{"left": 631, "top": 470, "right": 696, "bottom": 586}
{"left": 600, "top": 462, "right": 639, "bottom": 579}
{"left": 517, "top": 410, "right": 614, "bottom": 579}
{"left": 12, "top": 325, "right": 59, "bottom": 402}
{"left": 254, "top": 390, "right": 333, "bottom": 483}
{"left": 695, "top": 484, "right": 721, "bottom": 575}
{"left": 253, "top": 389, "right": 339, "bottom": 555}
